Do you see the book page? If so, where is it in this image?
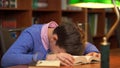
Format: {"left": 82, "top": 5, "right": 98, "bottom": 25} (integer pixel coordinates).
{"left": 89, "top": 56, "right": 100, "bottom": 63}
{"left": 73, "top": 56, "right": 100, "bottom": 65}
{"left": 73, "top": 56, "right": 91, "bottom": 64}
{"left": 36, "top": 60, "right": 60, "bottom": 67}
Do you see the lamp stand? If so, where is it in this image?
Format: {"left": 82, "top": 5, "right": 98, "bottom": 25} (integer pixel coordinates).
{"left": 101, "top": 0, "right": 120, "bottom": 68}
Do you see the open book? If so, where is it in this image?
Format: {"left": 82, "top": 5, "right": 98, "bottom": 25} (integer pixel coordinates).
{"left": 36, "top": 60, "right": 60, "bottom": 67}
{"left": 36, "top": 56, "right": 100, "bottom": 67}
{"left": 73, "top": 56, "right": 100, "bottom": 65}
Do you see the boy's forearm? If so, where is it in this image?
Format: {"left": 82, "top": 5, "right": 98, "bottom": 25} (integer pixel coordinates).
{"left": 1, "top": 53, "right": 33, "bottom": 67}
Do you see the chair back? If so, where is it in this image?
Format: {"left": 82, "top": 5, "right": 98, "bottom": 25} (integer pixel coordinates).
{"left": 0, "top": 28, "right": 15, "bottom": 55}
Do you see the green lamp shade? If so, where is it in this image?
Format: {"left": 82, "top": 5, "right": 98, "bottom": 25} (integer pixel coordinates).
{"left": 69, "top": 0, "right": 120, "bottom": 8}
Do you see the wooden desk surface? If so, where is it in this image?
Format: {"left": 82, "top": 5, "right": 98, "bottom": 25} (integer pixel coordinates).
{"left": 8, "top": 48, "right": 120, "bottom": 68}
{"left": 110, "top": 48, "right": 120, "bottom": 68}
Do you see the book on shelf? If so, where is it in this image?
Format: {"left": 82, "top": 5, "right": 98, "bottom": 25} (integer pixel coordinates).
{"left": 32, "top": 17, "right": 39, "bottom": 24}
{"left": 0, "top": 0, "right": 17, "bottom": 8}
{"left": 9, "top": 0, "right": 17, "bottom": 8}
{"left": 2, "top": 0, "right": 9, "bottom": 8}
{"left": 104, "top": 17, "right": 114, "bottom": 34}
{"left": 36, "top": 55, "right": 100, "bottom": 67}
{"left": 61, "top": 0, "right": 68, "bottom": 10}
{"left": 61, "top": 16, "right": 72, "bottom": 23}
{"left": 115, "top": 23, "right": 120, "bottom": 47}
{"left": 88, "top": 14, "right": 98, "bottom": 36}
{"left": 0, "top": 0, "right": 2, "bottom": 7}
{"left": 32, "top": 0, "right": 48, "bottom": 9}
{"left": 1, "top": 17, "right": 17, "bottom": 28}
{"left": 105, "top": 8, "right": 113, "bottom": 12}
{"left": 32, "top": 0, "right": 38, "bottom": 9}
{"left": 0, "top": 17, "right": 2, "bottom": 27}
{"left": 1, "top": 17, "right": 17, "bottom": 39}
{"left": 10, "top": 31, "right": 17, "bottom": 39}
{"left": 38, "top": 0, "right": 48, "bottom": 8}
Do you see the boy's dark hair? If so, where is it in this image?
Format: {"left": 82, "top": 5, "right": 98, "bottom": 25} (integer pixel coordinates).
{"left": 53, "top": 22, "right": 85, "bottom": 55}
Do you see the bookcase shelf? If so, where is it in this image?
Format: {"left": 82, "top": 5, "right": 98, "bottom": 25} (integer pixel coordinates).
{"left": 88, "top": 9, "right": 105, "bottom": 13}
{"left": 0, "top": 8, "right": 30, "bottom": 10}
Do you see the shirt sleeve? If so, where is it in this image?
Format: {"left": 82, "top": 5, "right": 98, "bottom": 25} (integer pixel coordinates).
{"left": 84, "top": 42, "right": 99, "bottom": 54}
{"left": 1, "top": 30, "right": 35, "bottom": 67}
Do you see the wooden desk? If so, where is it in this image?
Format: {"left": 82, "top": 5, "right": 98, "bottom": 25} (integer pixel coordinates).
{"left": 8, "top": 48, "right": 120, "bottom": 68}
{"left": 110, "top": 48, "right": 120, "bottom": 68}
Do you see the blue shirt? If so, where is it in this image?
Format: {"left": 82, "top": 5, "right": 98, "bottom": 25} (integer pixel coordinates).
{"left": 1, "top": 24, "right": 99, "bottom": 67}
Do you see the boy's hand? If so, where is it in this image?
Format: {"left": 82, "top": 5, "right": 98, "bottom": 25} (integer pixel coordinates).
{"left": 85, "top": 52, "right": 101, "bottom": 58}
{"left": 46, "top": 53, "right": 74, "bottom": 66}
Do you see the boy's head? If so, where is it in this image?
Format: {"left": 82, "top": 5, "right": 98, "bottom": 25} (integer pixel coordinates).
{"left": 50, "top": 21, "right": 85, "bottom": 55}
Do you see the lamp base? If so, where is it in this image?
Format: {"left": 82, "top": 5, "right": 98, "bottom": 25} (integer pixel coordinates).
{"left": 100, "top": 37, "right": 110, "bottom": 68}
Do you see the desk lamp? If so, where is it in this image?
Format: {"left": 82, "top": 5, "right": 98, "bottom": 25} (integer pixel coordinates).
{"left": 69, "top": 0, "right": 120, "bottom": 68}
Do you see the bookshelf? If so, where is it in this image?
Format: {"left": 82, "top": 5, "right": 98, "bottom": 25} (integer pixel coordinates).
{"left": 0, "top": 0, "right": 119, "bottom": 58}
{"left": 0, "top": 1, "right": 86, "bottom": 64}
{"left": 88, "top": 9, "right": 119, "bottom": 49}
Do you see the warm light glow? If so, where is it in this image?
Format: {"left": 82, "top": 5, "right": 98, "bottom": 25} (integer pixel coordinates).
{"left": 70, "top": 3, "right": 114, "bottom": 8}
{"left": 69, "top": 0, "right": 120, "bottom": 8}
{"left": 69, "top": 0, "right": 120, "bottom": 40}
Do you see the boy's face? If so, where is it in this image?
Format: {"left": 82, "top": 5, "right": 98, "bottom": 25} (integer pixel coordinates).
{"left": 49, "top": 34, "right": 66, "bottom": 54}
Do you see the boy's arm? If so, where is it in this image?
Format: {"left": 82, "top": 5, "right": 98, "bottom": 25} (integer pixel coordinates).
{"left": 84, "top": 42, "right": 101, "bottom": 58}
{"left": 1, "top": 31, "right": 44, "bottom": 67}
{"left": 84, "top": 42, "right": 100, "bottom": 54}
